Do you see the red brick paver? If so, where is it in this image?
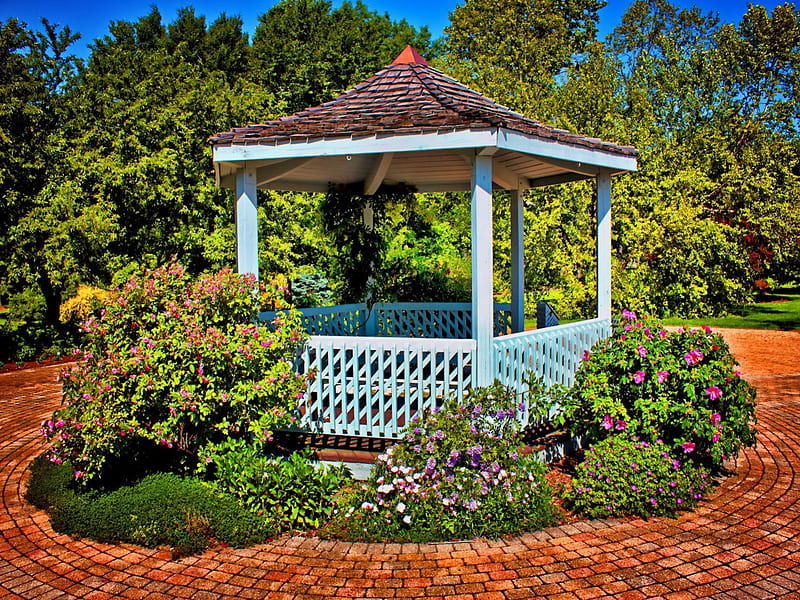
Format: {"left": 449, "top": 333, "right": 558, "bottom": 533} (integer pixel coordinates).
{"left": 1, "top": 328, "right": 799, "bottom": 599}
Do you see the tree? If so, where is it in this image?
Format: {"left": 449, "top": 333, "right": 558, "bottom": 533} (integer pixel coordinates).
{"left": 442, "top": 0, "right": 604, "bottom": 118}
{"left": 0, "top": 18, "right": 80, "bottom": 320}
{"left": 252, "top": 0, "right": 437, "bottom": 113}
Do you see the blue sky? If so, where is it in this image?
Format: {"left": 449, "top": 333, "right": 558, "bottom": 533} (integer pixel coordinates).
{"left": 0, "top": 0, "right": 785, "bottom": 59}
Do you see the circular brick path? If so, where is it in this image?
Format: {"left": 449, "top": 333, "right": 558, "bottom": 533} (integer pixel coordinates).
{"left": 1, "top": 329, "right": 799, "bottom": 599}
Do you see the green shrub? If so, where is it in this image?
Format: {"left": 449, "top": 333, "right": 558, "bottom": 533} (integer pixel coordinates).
{"left": 568, "top": 436, "right": 711, "bottom": 518}
{"left": 51, "top": 472, "right": 276, "bottom": 556}
{"left": 27, "top": 456, "right": 274, "bottom": 556}
{"left": 204, "top": 441, "right": 351, "bottom": 531}
{"left": 557, "top": 311, "right": 757, "bottom": 468}
{"left": 41, "top": 264, "right": 309, "bottom": 484}
{"left": 323, "top": 384, "right": 558, "bottom": 542}
{"left": 25, "top": 453, "right": 79, "bottom": 510}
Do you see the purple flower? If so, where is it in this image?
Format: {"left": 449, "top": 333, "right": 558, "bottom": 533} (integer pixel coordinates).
{"left": 447, "top": 450, "right": 461, "bottom": 468}
{"left": 637, "top": 345, "right": 647, "bottom": 358}
{"left": 601, "top": 414, "right": 614, "bottom": 430}
{"left": 622, "top": 309, "right": 637, "bottom": 320}
{"left": 657, "top": 370, "right": 669, "bottom": 384}
{"left": 705, "top": 386, "right": 722, "bottom": 401}
{"left": 425, "top": 457, "right": 437, "bottom": 476}
{"left": 633, "top": 370, "right": 646, "bottom": 384}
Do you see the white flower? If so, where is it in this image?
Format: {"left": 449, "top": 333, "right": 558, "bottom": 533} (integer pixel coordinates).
{"left": 396, "top": 502, "right": 406, "bottom": 513}
{"left": 377, "top": 483, "right": 394, "bottom": 494}
{"left": 361, "top": 502, "right": 375, "bottom": 511}
{"left": 403, "top": 515, "right": 412, "bottom": 525}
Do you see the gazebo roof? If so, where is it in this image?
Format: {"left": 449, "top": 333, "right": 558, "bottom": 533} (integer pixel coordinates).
{"left": 211, "top": 46, "right": 637, "bottom": 193}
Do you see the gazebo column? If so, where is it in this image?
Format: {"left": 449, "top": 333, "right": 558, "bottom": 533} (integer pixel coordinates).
{"left": 596, "top": 170, "right": 612, "bottom": 320}
{"left": 235, "top": 165, "right": 259, "bottom": 279}
{"left": 510, "top": 183, "right": 525, "bottom": 333}
{"left": 471, "top": 152, "right": 494, "bottom": 387}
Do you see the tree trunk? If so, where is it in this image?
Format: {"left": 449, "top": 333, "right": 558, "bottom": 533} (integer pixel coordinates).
{"left": 38, "top": 270, "right": 62, "bottom": 325}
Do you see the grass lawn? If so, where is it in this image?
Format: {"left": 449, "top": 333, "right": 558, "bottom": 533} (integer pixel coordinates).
{"left": 663, "top": 286, "right": 800, "bottom": 331}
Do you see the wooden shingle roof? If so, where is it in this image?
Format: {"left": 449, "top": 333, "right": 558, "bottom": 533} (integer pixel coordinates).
{"left": 210, "top": 46, "right": 637, "bottom": 159}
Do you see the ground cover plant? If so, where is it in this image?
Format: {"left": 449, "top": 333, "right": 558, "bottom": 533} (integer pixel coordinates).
{"left": 557, "top": 310, "right": 757, "bottom": 470}
{"left": 26, "top": 454, "right": 275, "bottom": 557}
{"left": 322, "top": 384, "right": 558, "bottom": 542}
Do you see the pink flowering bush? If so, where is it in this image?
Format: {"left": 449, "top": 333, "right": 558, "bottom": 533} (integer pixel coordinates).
{"left": 568, "top": 436, "right": 711, "bottom": 518}
{"left": 558, "top": 310, "right": 757, "bottom": 468}
{"left": 41, "top": 264, "right": 309, "bottom": 485}
{"left": 323, "top": 384, "right": 558, "bottom": 542}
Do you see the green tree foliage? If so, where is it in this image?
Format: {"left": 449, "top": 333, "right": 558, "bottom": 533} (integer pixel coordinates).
{"left": 253, "top": 0, "right": 437, "bottom": 113}
{"left": 444, "top": 0, "right": 800, "bottom": 318}
{"left": 443, "top": 0, "right": 604, "bottom": 117}
{"left": 2, "top": 0, "right": 800, "bottom": 345}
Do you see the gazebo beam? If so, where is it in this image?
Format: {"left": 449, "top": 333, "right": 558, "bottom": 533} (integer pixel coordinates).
{"left": 235, "top": 166, "right": 259, "bottom": 279}
{"left": 363, "top": 152, "right": 394, "bottom": 195}
{"left": 471, "top": 152, "right": 494, "bottom": 387}
{"left": 256, "top": 158, "right": 314, "bottom": 186}
{"left": 596, "top": 170, "right": 612, "bottom": 320}
{"left": 530, "top": 172, "right": 592, "bottom": 188}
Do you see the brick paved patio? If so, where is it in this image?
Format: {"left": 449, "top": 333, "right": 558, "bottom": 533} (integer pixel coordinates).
{"left": 1, "top": 329, "right": 799, "bottom": 599}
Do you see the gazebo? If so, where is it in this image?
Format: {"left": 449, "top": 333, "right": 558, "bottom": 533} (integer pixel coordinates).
{"left": 209, "top": 46, "right": 638, "bottom": 438}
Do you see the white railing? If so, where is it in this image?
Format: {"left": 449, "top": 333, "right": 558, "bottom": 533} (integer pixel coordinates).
{"left": 296, "top": 335, "right": 476, "bottom": 437}
{"left": 493, "top": 318, "right": 611, "bottom": 426}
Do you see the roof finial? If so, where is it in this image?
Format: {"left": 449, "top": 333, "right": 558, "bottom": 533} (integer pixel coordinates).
{"left": 391, "top": 45, "right": 429, "bottom": 66}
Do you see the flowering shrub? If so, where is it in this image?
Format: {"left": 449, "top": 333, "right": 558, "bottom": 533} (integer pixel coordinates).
{"left": 557, "top": 311, "right": 757, "bottom": 468}
{"left": 568, "top": 436, "right": 711, "bottom": 518}
{"left": 42, "top": 264, "right": 309, "bottom": 484}
{"left": 323, "top": 384, "right": 558, "bottom": 542}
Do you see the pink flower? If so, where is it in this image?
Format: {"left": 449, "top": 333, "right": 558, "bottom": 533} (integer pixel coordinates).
{"left": 710, "top": 412, "right": 721, "bottom": 426}
{"left": 615, "top": 420, "right": 627, "bottom": 431}
{"left": 601, "top": 414, "right": 614, "bottom": 430}
{"left": 681, "top": 442, "right": 696, "bottom": 453}
{"left": 657, "top": 370, "right": 669, "bottom": 384}
{"left": 705, "top": 386, "right": 722, "bottom": 401}
{"left": 701, "top": 325, "right": 712, "bottom": 333}
{"left": 582, "top": 350, "right": 590, "bottom": 361}
{"left": 684, "top": 349, "right": 704, "bottom": 366}
{"left": 637, "top": 345, "right": 647, "bottom": 358}
{"left": 622, "top": 309, "right": 637, "bottom": 320}
{"left": 633, "top": 371, "right": 646, "bottom": 384}
{"left": 712, "top": 432, "right": 720, "bottom": 443}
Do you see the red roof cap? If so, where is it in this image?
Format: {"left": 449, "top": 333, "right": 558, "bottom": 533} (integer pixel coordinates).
{"left": 391, "top": 45, "right": 429, "bottom": 66}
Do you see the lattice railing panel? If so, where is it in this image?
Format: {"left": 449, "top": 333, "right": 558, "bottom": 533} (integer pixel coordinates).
{"left": 297, "top": 336, "right": 476, "bottom": 437}
{"left": 493, "top": 318, "right": 611, "bottom": 427}
{"left": 261, "top": 304, "right": 368, "bottom": 336}
{"left": 372, "top": 302, "right": 513, "bottom": 338}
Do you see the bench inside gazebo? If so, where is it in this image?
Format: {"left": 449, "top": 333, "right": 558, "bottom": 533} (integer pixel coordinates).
{"left": 210, "top": 46, "right": 638, "bottom": 440}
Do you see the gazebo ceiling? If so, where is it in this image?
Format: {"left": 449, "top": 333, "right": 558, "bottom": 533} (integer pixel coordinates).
{"left": 210, "top": 46, "right": 638, "bottom": 193}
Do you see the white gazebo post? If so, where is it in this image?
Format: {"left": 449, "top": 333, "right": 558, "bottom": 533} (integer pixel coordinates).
{"left": 510, "top": 181, "right": 526, "bottom": 333}
{"left": 235, "top": 165, "right": 259, "bottom": 279}
{"left": 596, "top": 170, "right": 612, "bottom": 320}
{"left": 471, "top": 151, "right": 494, "bottom": 387}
